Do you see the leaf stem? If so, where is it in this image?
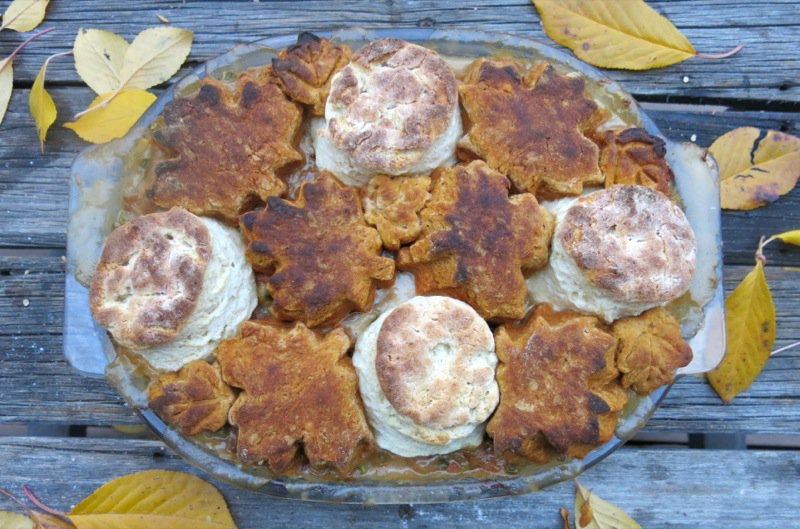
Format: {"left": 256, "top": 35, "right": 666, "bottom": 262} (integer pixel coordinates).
{"left": 0, "top": 487, "right": 32, "bottom": 514}
{"left": 772, "top": 340, "right": 800, "bottom": 356}
{"left": 755, "top": 235, "right": 769, "bottom": 265}
{"left": 0, "top": 26, "right": 55, "bottom": 73}
{"left": 22, "top": 485, "right": 68, "bottom": 517}
{"left": 696, "top": 44, "right": 744, "bottom": 60}
{"left": 73, "top": 91, "right": 115, "bottom": 119}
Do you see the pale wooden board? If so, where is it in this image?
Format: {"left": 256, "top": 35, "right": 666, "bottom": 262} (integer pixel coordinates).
{"left": 2, "top": 256, "right": 798, "bottom": 434}
{"left": 1, "top": 1, "right": 798, "bottom": 104}
{"left": 0, "top": 437, "right": 797, "bottom": 528}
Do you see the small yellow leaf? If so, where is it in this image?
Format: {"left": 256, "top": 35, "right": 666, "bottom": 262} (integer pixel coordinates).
{"left": 0, "top": 58, "right": 13, "bottom": 127}
{"left": 707, "top": 260, "right": 776, "bottom": 402}
{"left": 73, "top": 28, "right": 129, "bottom": 95}
{"left": 575, "top": 483, "right": 642, "bottom": 529}
{"left": 773, "top": 229, "right": 800, "bottom": 246}
{"left": 0, "top": 510, "right": 34, "bottom": 529}
{"left": 711, "top": 127, "right": 800, "bottom": 210}
{"left": 67, "top": 470, "right": 236, "bottom": 529}
{"left": 29, "top": 56, "right": 57, "bottom": 148}
{"left": 532, "top": 0, "right": 695, "bottom": 70}
{"left": 64, "top": 89, "right": 156, "bottom": 144}
{"left": 119, "top": 26, "right": 193, "bottom": 90}
{"left": 1, "top": 0, "right": 49, "bottom": 32}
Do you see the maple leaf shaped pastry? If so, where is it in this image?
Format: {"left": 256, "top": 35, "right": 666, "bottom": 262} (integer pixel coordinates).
{"left": 595, "top": 127, "right": 674, "bottom": 195}
{"left": 216, "top": 319, "right": 373, "bottom": 473}
{"left": 612, "top": 307, "right": 692, "bottom": 394}
{"left": 240, "top": 172, "right": 395, "bottom": 327}
{"left": 397, "top": 161, "right": 554, "bottom": 320}
{"left": 362, "top": 174, "right": 431, "bottom": 251}
{"left": 149, "top": 66, "right": 303, "bottom": 223}
{"left": 458, "top": 59, "right": 607, "bottom": 200}
{"left": 487, "top": 304, "right": 628, "bottom": 463}
{"left": 148, "top": 360, "right": 235, "bottom": 436}
{"left": 272, "top": 32, "right": 352, "bottom": 116}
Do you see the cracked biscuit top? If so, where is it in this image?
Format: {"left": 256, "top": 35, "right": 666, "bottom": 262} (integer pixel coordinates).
{"left": 149, "top": 66, "right": 303, "bottom": 224}
{"left": 240, "top": 172, "right": 396, "bottom": 327}
{"left": 458, "top": 59, "right": 607, "bottom": 199}
{"left": 559, "top": 185, "right": 696, "bottom": 303}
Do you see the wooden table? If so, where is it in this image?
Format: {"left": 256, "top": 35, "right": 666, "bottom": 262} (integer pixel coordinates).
{"left": 1, "top": 1, "right": 798, "bottom": 527}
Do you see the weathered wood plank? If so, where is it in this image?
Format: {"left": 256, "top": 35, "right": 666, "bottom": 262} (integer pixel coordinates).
{"left": 1, "top": 86, "right": 799, "bottom": 265}
{"left": 0, "top": 437, "right": 797, "bottom": 528}
{"left": 0, "top": 0, "right": 798, "bottom": 104}
{"left": 2, "top": 257, "right": 798, "bottom": 433}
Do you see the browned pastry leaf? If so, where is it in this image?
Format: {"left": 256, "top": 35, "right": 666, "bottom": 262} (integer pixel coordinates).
{"left": 215, "top": 319, "right": 373, "bottom": 473}
{"left": 595, "top": 127, "right": 674, "bottom": 195}
{"left": 240, "top": 172, "right": 395, "bottom": 327}
{"left": 362, "top": 174, "right": 431, "bottom": 251}
{"left": 487, "top": 305, "right": 628, "bottom": 463}
{"left": 612, "top": 307, "right": 692, "bottom": 394}
{"left": 148, "top": 360, "right": 235, "bottom": 436}
{"left": 149, "top": 66, "right": 303, "bottom": 223}
{"left": 272, "top": 32, "right": 352, "bottom": 116}
{"left": 458, "top": 59, "right": 607, "bottom": 199}
{"left": 397, "top": 161, "right": 553, "bottom": 320}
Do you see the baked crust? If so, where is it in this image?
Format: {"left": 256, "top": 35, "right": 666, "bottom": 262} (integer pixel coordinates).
{"left": 362, "top": 174, "right": 431, "bottom": 251}
{"left": 89, "top": 208, "right": 211, "bottom": 348}
{"left": 215, "top": 319, "right": 373, "bottom": 473}
{"left": 558, "top": 185, "right": 696, "bottom": 303}
{"left": 273, "top": 32, "right": 351, "bottom": 116}
{"left": 487, "top": 304, "right": 628, "bottom": 463}
{"left": 326, "top": 38, "right": 458, "bottom": 174}
{"left": 612, "top": 307, "right": 692, "bottom": 394}
{"left": 148, "top": 360, "right": 234, "bottom": 436}
{"left": 595, "top": 127, "right": 674, "bottom": 195}
{"left": 397, "top": 161, "right": 554, "bottom": 320}
{"left": 458, "top": 59, "right": 607, "bottom": 199}
{"left": 149, "top": 66, "right": 303, "bottom": 223}
{"left": 240, "top": 172, "right": 395, "bottom": 327}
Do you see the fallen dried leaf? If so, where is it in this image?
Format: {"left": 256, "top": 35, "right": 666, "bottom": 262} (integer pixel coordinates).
{"left": 0, "top": 510, "right": 33, "bottom": 529}
{"left": 575, "top": 482, "right": 642, "bottom": 529}
{"left": 710, "top": 127, "right": 800, "bottom": 210}
{"left": 119, "top": 26, "right": 193, "bottom": 90}
{"left": 64, "top": 89, "right": 155, "bottom": 144}
{"left": 772, "top": 229, "right": 800, "bottom": 246}
{"left": 707, "top": 258, "right": 776, "bottom": 402}
{"left": 1, "top": 0, "right": 49, "bottom": 32}
{"left": 67, "top": 470, "right": 236, "bottom": 529}
{"left": 73, "top": 28, "right": 129, "bottom": 95}
{"left": 0, "top": 58, "right": 12, "bottom": 127}
{"left": 532, "top": 0, "right": 741, "bottom": 70}
{"left": 29, "top": 53, "right": 61, "bottom": 148}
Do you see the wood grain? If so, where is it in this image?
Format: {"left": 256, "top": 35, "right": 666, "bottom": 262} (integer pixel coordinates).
{"left": 1, "top": 1, "right": 798, "bottom": 105}
{"left": 0, "top": 437, "right": 797, "bottom": 528}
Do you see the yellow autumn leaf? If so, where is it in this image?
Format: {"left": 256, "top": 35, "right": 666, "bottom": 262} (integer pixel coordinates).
{"left": 67, "top": 470, "right": 236, "bottom": 529}
{"left": 119, "top": 26, "right": 193, "bottom": 90}
{"left": 0, "top": 58, "right": 13, "bottom": 127}
{"left": 0, "top": 511, "right": 33, "bottom": 529}
{"left": 1, "top": 0, "right": 49, "bottom": 32}
{"left": 30, "top": 512, "right": 74, "bottom": 529}
{"left": 707, "top": 260, "right": 776, "bottom": 402}
{"left": 73, "top": 28, "right": 129, "bottom": 95}
{"left": 710, "top": 127, "right": 800, "bottom": 210}
{"left": 773, "top": 229, "right": 800, "bottom": 246}
{"left": 533, "top": 0, "right": 696, "bottom": 70}
{"left": 29, "top": 55, "right": 57, "bottom": 148}
{"left": 575, "top": 483, "right": 642, "bottom": 529}
{"left": 64, "top": 89, "right": 156, "bottom": 144}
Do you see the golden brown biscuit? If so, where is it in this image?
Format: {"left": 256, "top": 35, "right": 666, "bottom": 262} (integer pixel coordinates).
{"left": 487, "top": 305, "right": 628, "bottom": 463}
{"left": 89, "top": 208, "right": 211, "bottom": 349}
{"left": 397, "top": 161, "right": 554, "bottom": 320}
{"left": 595, "top": 127, "right": 674, "bottom": 195}
{"left": 215, "top": 319, "right": 373, "bottom": 473}
{"left": 272, "top": 32, "right": 351, "bottom": 116}
{"left": 362, "top": 174, "right": 431, "bottom": 251}
{"left": 149, "top": 66, "right": 303, "bottom": 223}
{"left": 148, "top": 360, "right": 234, "bottom": 436}
{"left": 240, "top": 172, "right": 395, "bottom": 327}
{"left": 612, "top": 307, "right": 692, "bottom": 394}
{"left": 458, "top": 59, "right": 607, "bottom": 199}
